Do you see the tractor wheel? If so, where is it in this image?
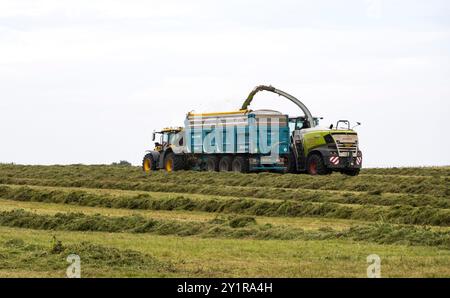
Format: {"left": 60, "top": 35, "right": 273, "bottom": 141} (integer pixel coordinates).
{"left": 206, "top": 156, "right": 219, "bottom": 172}
{"left": 306, "top": 154, "right": 331, "bottom": 175}
{"left": 232, "top": 156, "right": 250, "bottom": 173}
{"left": 342, "top": 168, "right": 360, "bottom": 176}
{"left": 142, "top": 153, "right": 156, "bottom": 173}
{"left": 164, "top": 152, "right": 185, "bottom": 172}
{"left": 219, "top": 156, "right": 233, "bottom": 172}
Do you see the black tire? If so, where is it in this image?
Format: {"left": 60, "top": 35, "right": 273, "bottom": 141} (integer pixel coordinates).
{"left": 283, "top": 152, "right": 298, "bottom": 174}
{"left": 219, "top": 156, "right": 233, "bottom": 172}
{"left": 206, "top": 156, "right": 219, "bottom": 172}
{"left": 142, "top": 153, "right": 156, "bottom": 173}
{"left": 232, "top": 156, "right": 250, "bottom": 173}
{"left": 164, "top": 152, "right": 185, "bottom": 172}
{"left": 342, "top": 168, "right": 360, "bottom": 176}
{"left": 306, "top": 153, "right": 331, "bottom": 175}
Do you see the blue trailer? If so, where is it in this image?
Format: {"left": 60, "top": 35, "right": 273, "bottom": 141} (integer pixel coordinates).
{"left": 184, "top": 109, "right": 291, "bottom": 171}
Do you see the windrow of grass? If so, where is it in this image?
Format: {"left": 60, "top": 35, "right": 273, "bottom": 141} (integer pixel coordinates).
{"left": 0, "top": 165, "right": 448, "bottom": 196}
{"left": 0, "top": 185, "right": 449, "bottom": 226}
{"left": 0, "top": 237, "right": 176, "bottom": 277}
{"left": 1, "top": 176, "right": 449, "bottom": 210}
{"left": 362, "top": 167, "right": 450, "bottom": 177}
{"left": 0, "top": 209, "right": 449, "bottom": 249}
{"left": 2, "top": 164, "right": 449, "bottom": 178}
{"left": 141, "top": 172, "right": 449, "bottom": 196}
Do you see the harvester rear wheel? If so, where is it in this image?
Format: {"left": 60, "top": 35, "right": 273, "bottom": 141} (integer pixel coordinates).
{"left": 142, "top": 153, "right": 156, "bottom": 173}
{"left": 219, "top": 156, "right": 233, "bottom": 172}
{"left": 306, "top": 153, "right": 330, "bottom": 175}
{"left": 232, "top": 156, "right": 249, "bottom": 173}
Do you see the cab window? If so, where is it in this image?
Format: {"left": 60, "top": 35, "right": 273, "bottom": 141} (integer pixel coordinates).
{"left": 162, "top": 133, "right": 169, "bottom": 144}
{"left": 296, "top": 118, "right": 305, "bottom": 130}
{"left": 289, "top": 118, "right": 305, "bottom": 131}
{"left": 169, "top": 133, "right": 178, "bottom": 145}
{"left": 289, "top": 120, "right": 296, "bottom": 132}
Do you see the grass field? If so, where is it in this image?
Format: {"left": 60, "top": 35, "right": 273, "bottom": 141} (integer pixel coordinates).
{"left": 0, "top": 164, "right": 448, "bottom": 277}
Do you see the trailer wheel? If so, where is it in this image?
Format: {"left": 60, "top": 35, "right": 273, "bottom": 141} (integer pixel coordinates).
{"left": 306, "top": 153, "right": 330, "bottom": 175}
{"left": 219, "top": 156, "right": 233, "bottom": 172}
{"left": 342, "top": 168, "right": 360, "bottom": 176}
{"left": 142, "top": 153, "right": 156, "bottom": 173}
{"left": 164, "top": 152, "right": 185, "bottom": 172}
{"left": 206, "top": 156, "right": 220, "bottom": 172}
{"left": 232, "top": 156, "right": 250, "bottom": 173}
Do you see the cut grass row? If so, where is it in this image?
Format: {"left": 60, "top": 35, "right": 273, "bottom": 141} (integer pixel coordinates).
{"left": 0, "top": 198, "right": 364, "bottom": 231}
{"left": 1, "top": 165, "right": 448, "bottom": 196}
{"left": 2, "top": 164, "right": 449, "bottom": 178}
{"left": 1, "top": 185, "right": 449, "bottom": 226}
{"left": 2, "top": 226, "right": 449, "bottom": 277}
{"left": 1, "top": 177, "right": 449, "bottom": 209}
{"left": 362, "top": 167, "right": 450, "bottom": 177}
{"left": 1, "top": 209, "right": 449, "bottom": 249}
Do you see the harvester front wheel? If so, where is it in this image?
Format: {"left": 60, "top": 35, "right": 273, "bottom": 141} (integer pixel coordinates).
{"left": 164, "top": 152, "right": 185, "bottom": 172}
{"left": 306, "top": 153, "right": 330, "bottom": 175}
{"left": 342, "top": 168, "right": 360, "bottom": 176}
{"left": 142, "top": 153, "right": 156, "bottom": 173}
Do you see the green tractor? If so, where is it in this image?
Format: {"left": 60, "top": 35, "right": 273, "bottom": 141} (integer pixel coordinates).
{"left": 143, "top": 85, "right": 362, "bottom": 176}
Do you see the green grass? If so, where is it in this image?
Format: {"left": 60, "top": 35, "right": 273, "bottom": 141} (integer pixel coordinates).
{"left": 0, "top": 226, "right": 449, "bottom": 277}
{"left": 0, "top": 164, "right": 449, "bottom": 277}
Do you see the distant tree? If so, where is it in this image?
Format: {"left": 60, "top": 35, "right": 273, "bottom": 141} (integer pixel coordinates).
{"left": 112, "top": 160, "right": 132, "bottom": 166}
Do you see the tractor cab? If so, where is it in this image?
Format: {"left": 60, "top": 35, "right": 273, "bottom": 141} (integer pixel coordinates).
{"left": 152, "top": 127, "right": 184, "bottom": 152}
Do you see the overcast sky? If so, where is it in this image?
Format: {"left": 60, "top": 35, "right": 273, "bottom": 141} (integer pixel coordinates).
{"left": 0, "top": 0, "right": 449, "bottom": 167}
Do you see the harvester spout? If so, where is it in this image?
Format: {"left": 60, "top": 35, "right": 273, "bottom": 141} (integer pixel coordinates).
{"left": 241, "top": 85, "right": 315, "bottom": 128}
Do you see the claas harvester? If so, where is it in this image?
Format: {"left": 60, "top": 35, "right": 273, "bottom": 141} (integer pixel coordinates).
{"left": 143, "top": 85, "right": 362, "bottom": 175}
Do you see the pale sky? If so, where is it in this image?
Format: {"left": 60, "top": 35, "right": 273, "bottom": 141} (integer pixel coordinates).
{"left": 0, "top": 0, "right": 449, "bottom": 167}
